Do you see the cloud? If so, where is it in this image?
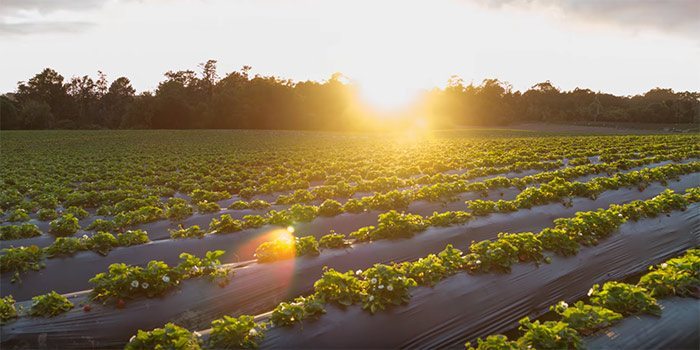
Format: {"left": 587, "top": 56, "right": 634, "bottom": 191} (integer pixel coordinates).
{"left": 0, "top": 0, "right": 108, "bottom": 15}
{"left": 477, "top": 0, "right": 700, "bottom": 38}
{"left": 0, "top": 21, "right": 95, "bottom": 35}
{"left": 0, "top": 0, "right": 109, "bottom": 36}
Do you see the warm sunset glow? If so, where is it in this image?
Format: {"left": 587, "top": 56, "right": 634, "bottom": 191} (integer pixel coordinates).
{"left": 2, "top": 0, "right": 696, "bottom": 95}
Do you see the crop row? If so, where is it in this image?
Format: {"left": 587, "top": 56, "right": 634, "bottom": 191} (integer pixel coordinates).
{"left": 466, "top": 248, "right": 699, "bottom": 349}
{"left": 103, "top": 188, "right": 697, "bottom": 349}
{"left": 2, "top": 161, "right": 695, "bottom": 282}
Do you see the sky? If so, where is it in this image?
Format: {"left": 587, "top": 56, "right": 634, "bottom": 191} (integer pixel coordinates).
{"left": 1, "top": 0, "right": 699, "bottom": 109}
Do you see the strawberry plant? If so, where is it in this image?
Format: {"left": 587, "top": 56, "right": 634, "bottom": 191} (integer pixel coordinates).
{"left": 428, "top": 211, "right": 472, "bottom": 227}
{"left": 0, "top": 295, "right": 18, "bottom": 324}
{"left": 313, "top": 268, "right": 364, "bottom": 306}
{"left": 550, "top": 301, "right": 622, "bottom": 335}
{"left": 116, "top": 229, "right": 150, "bottom": 246}
{"left": 169, "top": 225, "right": 206, "bottom": 239}
{"left": 370, "top": 210, "right": 426, "bottom": 240}
{"left": 49, "top": 213, "right": 81, "bottom": 237}
{"left": 0, "top": 245, "right": 45, "bottom": 282}
{"left": 242, "top": 215, "right": 266, "bottom": 229}
{"left": 208, "top": 315, "right": 266, "bottom": 349}
{"left": 361, "top": 264, "right": 416, "bottom": 313}
{"left": 271, "top": 294, "right": 325, "bottom": 326}
{"left": 0, "top": 223, "right": 41, "bottom": 240}
{"left": 165, "top": 202, "right": 193, "bottom": 221}
{"left": 516, "top": 317, "right": 582, "bottom": 350}
{"left": 87, "top": 231, "right": 118, "bottom": 255}
{"left": 196, "top": 200, "right": 220, "bottom": 213}
{"left": 227, "top": 200, "right": 249, "bottom": 210}
{"left": 45, "top": 237, "right": 88, "bottom": 257}
{"left": 29, "top": 291, "right": 74, "bottom": 317}
{"left": 466, "top": 335, "right": 519, "bottom": 350}
{"left": 319, "top": 232, "right": 349, "bottom": 249}
{"left": 37, "top": 208, "right": 59, "bottom": 221}
{"left": 209, "top": 214, "right": 243, "bottom": 234}
{"left": 6, "top": 208, "right": 30, "bottom": 222}
{"left": 637, "top": 249, "right": 700, "bottom": 297}
{"left": 399, "top": 254, "right": 448, "bottom": 286}
{"left": 86, "top": 219, "right": 117, "bottom": 232}
{"left": 64, "top": 206, "right": 89, "bottom": 220}
{"left": 125, "top": 323, "right": 201, "bottom": 350}
{"left": 318, "top": 199, "right": 343, "bottom": 217}
{"left": 588, "top": 282, "right": 661, "bottom": 316}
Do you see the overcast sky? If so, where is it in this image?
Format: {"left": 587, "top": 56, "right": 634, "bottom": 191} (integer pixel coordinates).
{"left": 1, "top": 0, "right": 698, "bottom": 106}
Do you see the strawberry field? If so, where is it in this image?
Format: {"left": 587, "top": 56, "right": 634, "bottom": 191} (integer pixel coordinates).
{"left": 0, "top": 129, "right": 698, "bottom": 349}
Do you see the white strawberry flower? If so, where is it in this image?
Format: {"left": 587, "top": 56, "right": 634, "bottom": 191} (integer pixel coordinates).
{"left": 378, "top": 285, "right": 384, "bottom": 289}
{"left": 370, "top": 278, "right": 377, "bottom": 284}
{"left": 249, "top": 328, "right": 258, "bottom": 337}
{"left": 386, "top": 285, "right": 394, "bottom": 291}
{"left": 162, "top": 276, "right": 170, "bottom": 283}
{"left": 475, "top": 260, "right": 481, "bottom": 264}
{"left": 131, "top": 280, "right": 139, "bottom": 288}
{"left": 355, "top": 269, "right": 362, "bottom": 275}
{"left": 661, "top": 263, "right": 668, "bottom": 269}
{"left": 193, "top": 331, "right": 201, "bottom": 337}
{"left": 560, "top": 301, "right": 568, "bottom": 308}
{"left": 368, "top": 295, "right": 374, "bottom": 301}
{"left": 142, "top": 282, "right": 149, "bottom": 289}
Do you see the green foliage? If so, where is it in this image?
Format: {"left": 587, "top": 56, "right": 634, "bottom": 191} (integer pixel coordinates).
{"left": 227, "top": 200, "right": 249, "bottom": 210}
{"left": 166, "top": 203, "right": 193, "bottom": 221}
{"left": 190, "top": 189, "right": 229, "bottom": 203}
{"left": 125, "top": 323, "right": 201, "bottom": 350}
{"left": 361, "top": 264, "right": 416, "bottom": 313}
{"left": 64, "top": 206, "right": 89, "bottom": 219}
{"left": 208, "top": 315, "right": 265, "bottom": 349}
{"left": 0, "top": 245, "right": 45, "bottom": 282}
{"left": 466, "top": 335, "right": 519, "bottom": 350}
{"left": 0, "top": 223, "right": 41, "bottom": 240}
{"left": 242, "top": 215, "right": 266, "bottom": 229}
{"left": 169, "top": 225, "right": 206, "bottom": 239}
{"left": 37, "top": 208, "right": 59, "bottom": 221}
{"left": 516, "top": 317, "right": 582, "bottom": 350}
{"left": 89, "top": 250, "right": 229, "bottom": 303}
{"left": 318, "top": 199, "right": 344, "bottom": 217}
{"left": 209, "top": 214, "right": 243, "bottom": 234}
{"left": 49, "top": 214, "right": 81, "bottom": 237}
{"left": 6, "top": 208, "right": 30, "bottom": 222}
{"left": 45, "top": 236, "right": 88, "bottom": 257}
{"left": 550, "top": 301, "right": 622, "bottom": 335}
{"left": 0, "top": 296, "right": 18, "bottom": 324}
{"left": 116, "top": 229, "right": 150, "bottom": 246}
{"left": 638, "top": 249, "right": 700, "bottom": 297}
{"left": 313, "top": 268, "right": 364, "bottom": 306}
{"left": 318, "top": 232, "right": 349, "bottom": 249}
{"left": 588, "top": 282, "right": 661, "bottom": 316}
{"left": 271, "top": 294, "right": 325, "bottom": 327}
{"left": 370, "top": 210, "right": 426, "bottom": 240}
{"left": 29, "top": 291, "right": 74, "bottom": 317}
{"left": 428, "top": 211, "right": 472, "bottom": 227}
{"left": 196, "top": 200, "right": 220, "bottom": 213}
{"left": 254, "top": 235, "right": 320, "bottom": 263}
{"left": 87, "top": 231, "right": 118, "bottom": 255}
{"left": 86, "top": 218, "right": 117, "bottom": 232}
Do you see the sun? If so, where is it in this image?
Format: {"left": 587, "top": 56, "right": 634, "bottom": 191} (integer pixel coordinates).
{"left": 352, "top": 73, "right": 424, "bottom": 113}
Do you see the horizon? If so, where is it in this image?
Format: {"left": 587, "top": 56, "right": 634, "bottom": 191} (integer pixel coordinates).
{"left": 1, "top": 0, "right": 699, "bottom": 110}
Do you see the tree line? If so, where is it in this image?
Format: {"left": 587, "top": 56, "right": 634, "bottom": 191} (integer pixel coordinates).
{"left": 1, "top": 60, "right": 698, "bottom": 130}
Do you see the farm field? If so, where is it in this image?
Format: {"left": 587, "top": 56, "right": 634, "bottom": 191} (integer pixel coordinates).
{"left": 0, "top": 129, "right": 699, "bottom": 349}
